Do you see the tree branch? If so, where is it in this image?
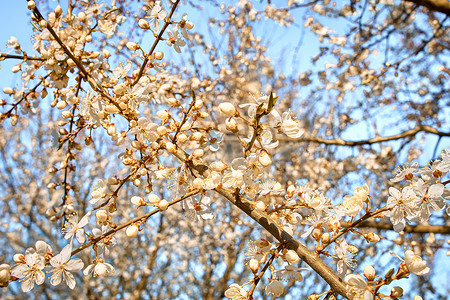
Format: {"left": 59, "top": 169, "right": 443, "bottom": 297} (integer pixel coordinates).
{"left": 156, "top": 137, "right": 348, "bottom": 298}
{"left": 405, "top": 0, "right": 450, "bottom": 15}
{"left": 285, "top": 125, "right": 450, "bottom": 147}
{"left": 353, "top": 220, "right": 450, "bottom": 234}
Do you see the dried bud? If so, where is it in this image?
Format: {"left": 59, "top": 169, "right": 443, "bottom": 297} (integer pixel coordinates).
{"left": 390, "top": 286, "right": 403, "bottom": 298}
{"left": 364, "top": 232, "right": 380, "bottom": 243}
{"left": 347, "top": 245, "right": 358, "bottom": 253}
{"left": 254, "top": 239, "right": 270, "bottom": 248}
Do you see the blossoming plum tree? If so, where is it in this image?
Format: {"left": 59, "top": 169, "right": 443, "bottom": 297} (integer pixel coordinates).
{"left": 0, "top": 0, "right": 449, "bottom": 299}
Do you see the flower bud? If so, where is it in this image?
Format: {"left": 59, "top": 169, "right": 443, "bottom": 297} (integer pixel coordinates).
{"left": 211, "top": 161, "right": 227, "bottom": 172}
{"left": 108, "top": 177, "right": 118, "bottom": 185}
{"left": 0, "top": 264, "right": 11, "bottom": 284}
{"left": 165, "top": 142, "right": 176, "bottom": 153}
{"left": 156, "top": 110, "right": 170, "bottom": 122}
{"left": 158, "top": 199, "right": 169, "bottom": 210}
{"left": 249, "top": 258, "right": 259, "bottom": 273}
{"left": 364, "top": 265, "right": 375, "bottom": 281}
{"left": 218, "top": 102, "right": 236, "bottom": 116}
{"left": 126, "top": 225, "right": 139, "bottom": 238}
{"left": 191, "top": 131, "right": 203, "bottom": 141}
{"left": 166, "top": 97, "right": 178, "bottom": 106}
{"left": 177, "top": 133, "right": 188, "bottom": 143}
{"left": 192, "top": 149, "right": 204, "bottom": 158}
{"left": 126, "top": 41, "right": 140, "bottom": 51}
{"left": 147, "top": 194, "right": 161, "bottom": 205}
{"left": 225, "top": 118, "right": 238, "bottom": 132}
{"left": 138, "top": 19, "right": 150, "bottom": 29}
{"left": 3, "top": 87, "right": 14, "bottom": 95}
{"left": 12, "top": 64, "right": 21, "bottom": 73}
{"left": 157, "top": 126, "right": 168, "bottom": 136}
{"left": 312, "top": 228, "right": 322, "bottom": 241}
{"left": 321, "top": 232, "right": 330, "bottom": 244}
{"left": 96, "top": 210, "right": 108, "bottom": 223}
{"left": 254, "top": 200, "right": 266, "bottom": 211}
{"left": 131, "top": 196, "right": 145, "bottom": 207}
{"left": 258, "top": 150, "right": 272, "bottom": 167}
{"left": 193, "top": 178, "right": 204, "bottom": 190}
{"left": 27, "top": 0, "right": 36, "bottom": 9}
{"left": 194, "top": 99, "right": 203, "bottom": 110}
{"left": 185, "top": 21, "right": 194, "bottom": 30}
{"left": 154, "top": 51, "right": 164, "bottom": 60}
{"left": 285, "top": 249, "right": 300, "bottom": 264}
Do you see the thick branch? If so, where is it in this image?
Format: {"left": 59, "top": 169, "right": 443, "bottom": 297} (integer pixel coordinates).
{"left": 405, "top": 0, "right": 450, "bottom": 15}
{"left": 288, "top": 125, "right": 450, "bottom": 146}
{"left": 214, "top": 188, "right": 348, "bottom": 298}
{"left": 156, "top": 137, "right": 348, "bottom": 298}
{"left": 354, "top": 220, "right": 450, "bottom": 234}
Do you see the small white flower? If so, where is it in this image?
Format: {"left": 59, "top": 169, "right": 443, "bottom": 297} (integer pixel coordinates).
{"left": 436, "top": 149, "right": 450, "bottom": 172}
{"left": 413, "top": 179, "right": 445, "bottom": 221}
{"left": 166, "top": 28, "right": 186, "bottom": 53}
{"left": 62, "top": 212, "right": 91, "bottom": 243}
{"left": 83, "top": 258, "right": 115, "bottom": 277}
{"left": 390, "top": 162, "right": 423, "bottom": 183}
{"left": 50, "top": 244, "right": 84, "bottom": 289}
{"left": 92, "top": 225, "right": 116, "bottom": 257}
{"left": 182, "top": 196, "right": 214, "bottom": 221}
{"left": 404, "top": 250, "right": 430, "bottom": 275}
{"left": 149, "top": 1, "right": 167, "bottom": 32}
{"left": 343, "top": 184, "right": 369, "bottom": 217}
{"left": 334, "top": 239, "right": 356, "bottom": 277}
{"left": 344, "top": 274, "right": 374, "bottom": 300}
{"left": 11, "top": 248, "right": 46, "bottom": 292}
{"left": 386, "top": 186, "right": 419, "bottom": 232}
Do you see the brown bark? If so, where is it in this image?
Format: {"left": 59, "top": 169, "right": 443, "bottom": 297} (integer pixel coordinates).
{"left": 405, "top": 0, "right": 450, "bottom": 15}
